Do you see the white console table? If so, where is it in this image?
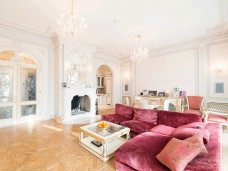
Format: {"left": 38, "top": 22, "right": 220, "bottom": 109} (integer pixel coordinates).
{"left": 133, "top": 96, "right": 184, "bottom": 112}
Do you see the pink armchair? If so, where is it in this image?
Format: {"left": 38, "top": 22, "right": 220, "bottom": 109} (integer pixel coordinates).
{"left": 182, "top": 96, "right": 204, "bottom": 116}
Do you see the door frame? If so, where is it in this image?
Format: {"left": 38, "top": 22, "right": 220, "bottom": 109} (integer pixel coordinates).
{"left": 17, "top": 63, "right": 40, "bottom": 122}
{"left": 0, "top": 60, "right": 40, "bottom": 125}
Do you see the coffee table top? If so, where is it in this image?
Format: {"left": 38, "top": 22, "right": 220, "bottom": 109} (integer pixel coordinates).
{"left": 80, "top": 121, "right": 130, "bottom": 141}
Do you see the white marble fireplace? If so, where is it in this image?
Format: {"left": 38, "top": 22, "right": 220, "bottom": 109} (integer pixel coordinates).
{"left": 63, "top": 88, "right": 96, "bottom": 121}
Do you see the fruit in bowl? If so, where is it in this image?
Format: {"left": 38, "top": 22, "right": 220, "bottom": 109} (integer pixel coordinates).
{"left": 97, "top": 121, "right": 109, "bottom": 129}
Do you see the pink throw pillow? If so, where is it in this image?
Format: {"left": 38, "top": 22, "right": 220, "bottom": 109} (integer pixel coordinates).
{"left": 150, "top": 125, "right": 175, "bottom": 136}
{"left": 156, "top": 135, "right": 206, "bottom": 171}
{"left": 185, "top": 134, "right": 208, "bottom": 154}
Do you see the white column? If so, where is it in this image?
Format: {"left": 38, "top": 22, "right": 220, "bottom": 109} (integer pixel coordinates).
{"left": 198, "top": 43, "right": 208, "bottom": 102}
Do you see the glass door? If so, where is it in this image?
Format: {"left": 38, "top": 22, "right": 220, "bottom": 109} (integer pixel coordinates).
{"left": 18, "top": 65, "right": 38, "bottom": 118}
{"left": 0, "top": 63, "right": 15, "bottom": 122}
{"left": 0, "top": 51, "right": 39, "bottom": 125}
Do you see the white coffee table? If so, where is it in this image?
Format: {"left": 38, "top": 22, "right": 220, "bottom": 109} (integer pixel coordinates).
{"left": 79, "top": 121, "right": 130, "bottom": 161}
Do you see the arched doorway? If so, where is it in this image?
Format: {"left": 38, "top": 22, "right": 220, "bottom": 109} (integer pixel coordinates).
{"left": 0, "top": 50, "right": 40, "bottom": 125}
{"left": 96, "top": 65, "right": 113, "bottom": 110}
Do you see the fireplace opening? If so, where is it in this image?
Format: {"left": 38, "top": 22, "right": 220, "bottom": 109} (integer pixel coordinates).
{"left": 71, "top": 95, "right": 90, "bottom": 115}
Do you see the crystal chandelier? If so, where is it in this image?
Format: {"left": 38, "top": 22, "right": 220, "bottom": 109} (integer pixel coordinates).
{"left": 56, "top": 0, "right": 87, "bottom": 41}
{"left": 131, "top": 34, "right": 149, "bottom": 61}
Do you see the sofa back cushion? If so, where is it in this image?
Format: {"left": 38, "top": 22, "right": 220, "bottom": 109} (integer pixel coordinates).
{"left": 176, "top": 122, "right": 205, "bottom": 130}
{"left": 173, "top": 128, "right": 210, "bottom": 144}
{"left": 115, "top": 104, "right": 134, "bottom": 119}
{"left": 133, "top": 108, "right": 159, "bottom": 125}
{"left": 150, "top": 125, "right": 175, "bottom": 136}
{"left": 158, "top": 110, "right": 202, "bottom": 128}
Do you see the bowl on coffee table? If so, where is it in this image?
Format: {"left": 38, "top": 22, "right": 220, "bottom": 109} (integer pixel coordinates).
{"left": 97, "top": 121, "right": 109, "bottom": 131}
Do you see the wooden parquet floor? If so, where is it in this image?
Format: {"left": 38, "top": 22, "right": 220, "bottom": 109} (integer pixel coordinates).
{"left": 0, "top": 120, "right": 115, "bottom": 171}
{"left": 98, "top": 105, "right": 115, "bottom": 116}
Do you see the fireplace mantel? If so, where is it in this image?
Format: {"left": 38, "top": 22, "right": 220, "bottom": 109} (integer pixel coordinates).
{"left": 63, "top": 87, "right": 96, "bottom": 121}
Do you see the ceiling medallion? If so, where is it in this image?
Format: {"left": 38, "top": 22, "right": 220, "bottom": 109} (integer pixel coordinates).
{"left": 131, "top": 34, "right": 149, "bottom": 61}
{"left": 56, "top": 0, "right": 87, "bottom": 41}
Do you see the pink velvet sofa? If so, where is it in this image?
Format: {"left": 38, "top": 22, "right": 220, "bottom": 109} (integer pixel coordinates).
{"left": 102, "top": 104, "right": 203, "bottom": 137}
{"left": 102, "top": 104, "right": 222, "bottom": 171}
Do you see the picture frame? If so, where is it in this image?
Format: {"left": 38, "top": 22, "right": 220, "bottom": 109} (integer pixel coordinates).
{"left": 215, "top": 82, "right": 224, "bottom": 93}
{"left": 179, "top": 91, "right": 186, "bottom": 97}
{"left": 148, "top": 90, "right": 157, "bottom": 96}
{"left": 158, "top": 92, "right": 165, "bottom": 97}
{"left": 123, "top": 81, "right": 131, "bottom": 94}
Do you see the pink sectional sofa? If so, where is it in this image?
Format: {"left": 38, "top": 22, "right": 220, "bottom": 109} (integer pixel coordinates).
{"left": 102, "top": 104, "right": 222, "bottom": 171}
{"left": 102, "top": 104, "right": 203, "bottom": 137}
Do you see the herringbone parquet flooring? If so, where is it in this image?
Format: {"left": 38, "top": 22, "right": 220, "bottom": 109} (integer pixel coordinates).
{"left": 0, "top": 120, "right": 115, "bottom": 171}
{"left": 1, "top": 119, "right": 227, "bottom": 171}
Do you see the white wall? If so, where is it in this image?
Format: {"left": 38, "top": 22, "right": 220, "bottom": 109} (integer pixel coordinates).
{"left": 135, "top": 49, "right": 198, "bottom": 96}
{"left": 121, "top": 33, "right": 228, "bottom": 103}
{"left": 206, "top": 40, "right": 228, "bottom": 102}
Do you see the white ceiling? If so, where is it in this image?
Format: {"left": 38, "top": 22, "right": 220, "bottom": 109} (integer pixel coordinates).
{"left": 0, "top": 0, "right": 227, "bottom": 58}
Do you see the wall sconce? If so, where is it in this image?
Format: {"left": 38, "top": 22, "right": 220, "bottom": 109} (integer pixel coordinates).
{"left": 214, "top": 66, "right": 224, "bottom": 73}
{"left": 123, "top": 72, "right": 130, "bottom": 82}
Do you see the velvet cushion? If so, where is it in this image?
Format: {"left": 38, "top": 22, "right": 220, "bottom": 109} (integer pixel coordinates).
{"left": 150, "top": 125, "right": 175, "bottom": 136}
{"left": 158, "top": 110, "right": 202, "bottom": 128}
{"left": 116, "top": 123, "right": 221, "bottom": 171}
{"left": 121, "top": 120, "right": 156, "bottom": 134}
{"left": 102, "top": 114, "right": 131, "bottom": 124}
{"left": 129, "top": 131, "right": 139, "bottom": 138}
{"left": 177, "top": 122, "right": 205, "bottom": 130}
{"left": 115, "top": 104, "right": 134, "bottom": 119}
{"left": 184, "top": 134, "right": 208, "bottom": 155}
{"left": 133, "top": 108, "right": 159, "bottom": 125}
{"left": 185, "top": 123, "right": 221, "bottom": 171}
{"left": 115, "top": 132, "right": 171, "bottom": 171}
{"left": 156, "top": 135, "right": 206, "bottom": 171}
{"left": 173, "top": 128, "right": 210, "bottom": 144}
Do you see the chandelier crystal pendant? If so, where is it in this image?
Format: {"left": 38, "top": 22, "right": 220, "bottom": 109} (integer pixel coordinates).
{"left": 56, "top": 0, "right": 87, "bottom": 41}
{"left": 131, "top": 34, "right": 149, "bottom": 61}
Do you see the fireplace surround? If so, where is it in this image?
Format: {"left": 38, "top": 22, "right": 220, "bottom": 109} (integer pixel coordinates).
{"left": 63, "top": 88, "right": 96, "bottom": 121}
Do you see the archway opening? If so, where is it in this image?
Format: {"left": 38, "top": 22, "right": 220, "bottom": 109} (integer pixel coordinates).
{"left": 96, "top": 65, "right": 113, "bottom": 113}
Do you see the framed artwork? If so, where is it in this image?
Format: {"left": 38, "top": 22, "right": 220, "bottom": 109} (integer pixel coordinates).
{"left": 158, "top": 92, "right": 165, "bottom": 97}
{"left": 148, "top": 91, "right": 157, "bottom": 96}
{"left": 125, "top": 84, "right": 129, "bottom": 91}
{"left": 215, "top": 82, "right": 224, "bottom": 93}
{"left": 179, "top": 91, "right": 186, "bottom": 97}
{"left": 123, "top": 82, "right": 131, "bottom": 94}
